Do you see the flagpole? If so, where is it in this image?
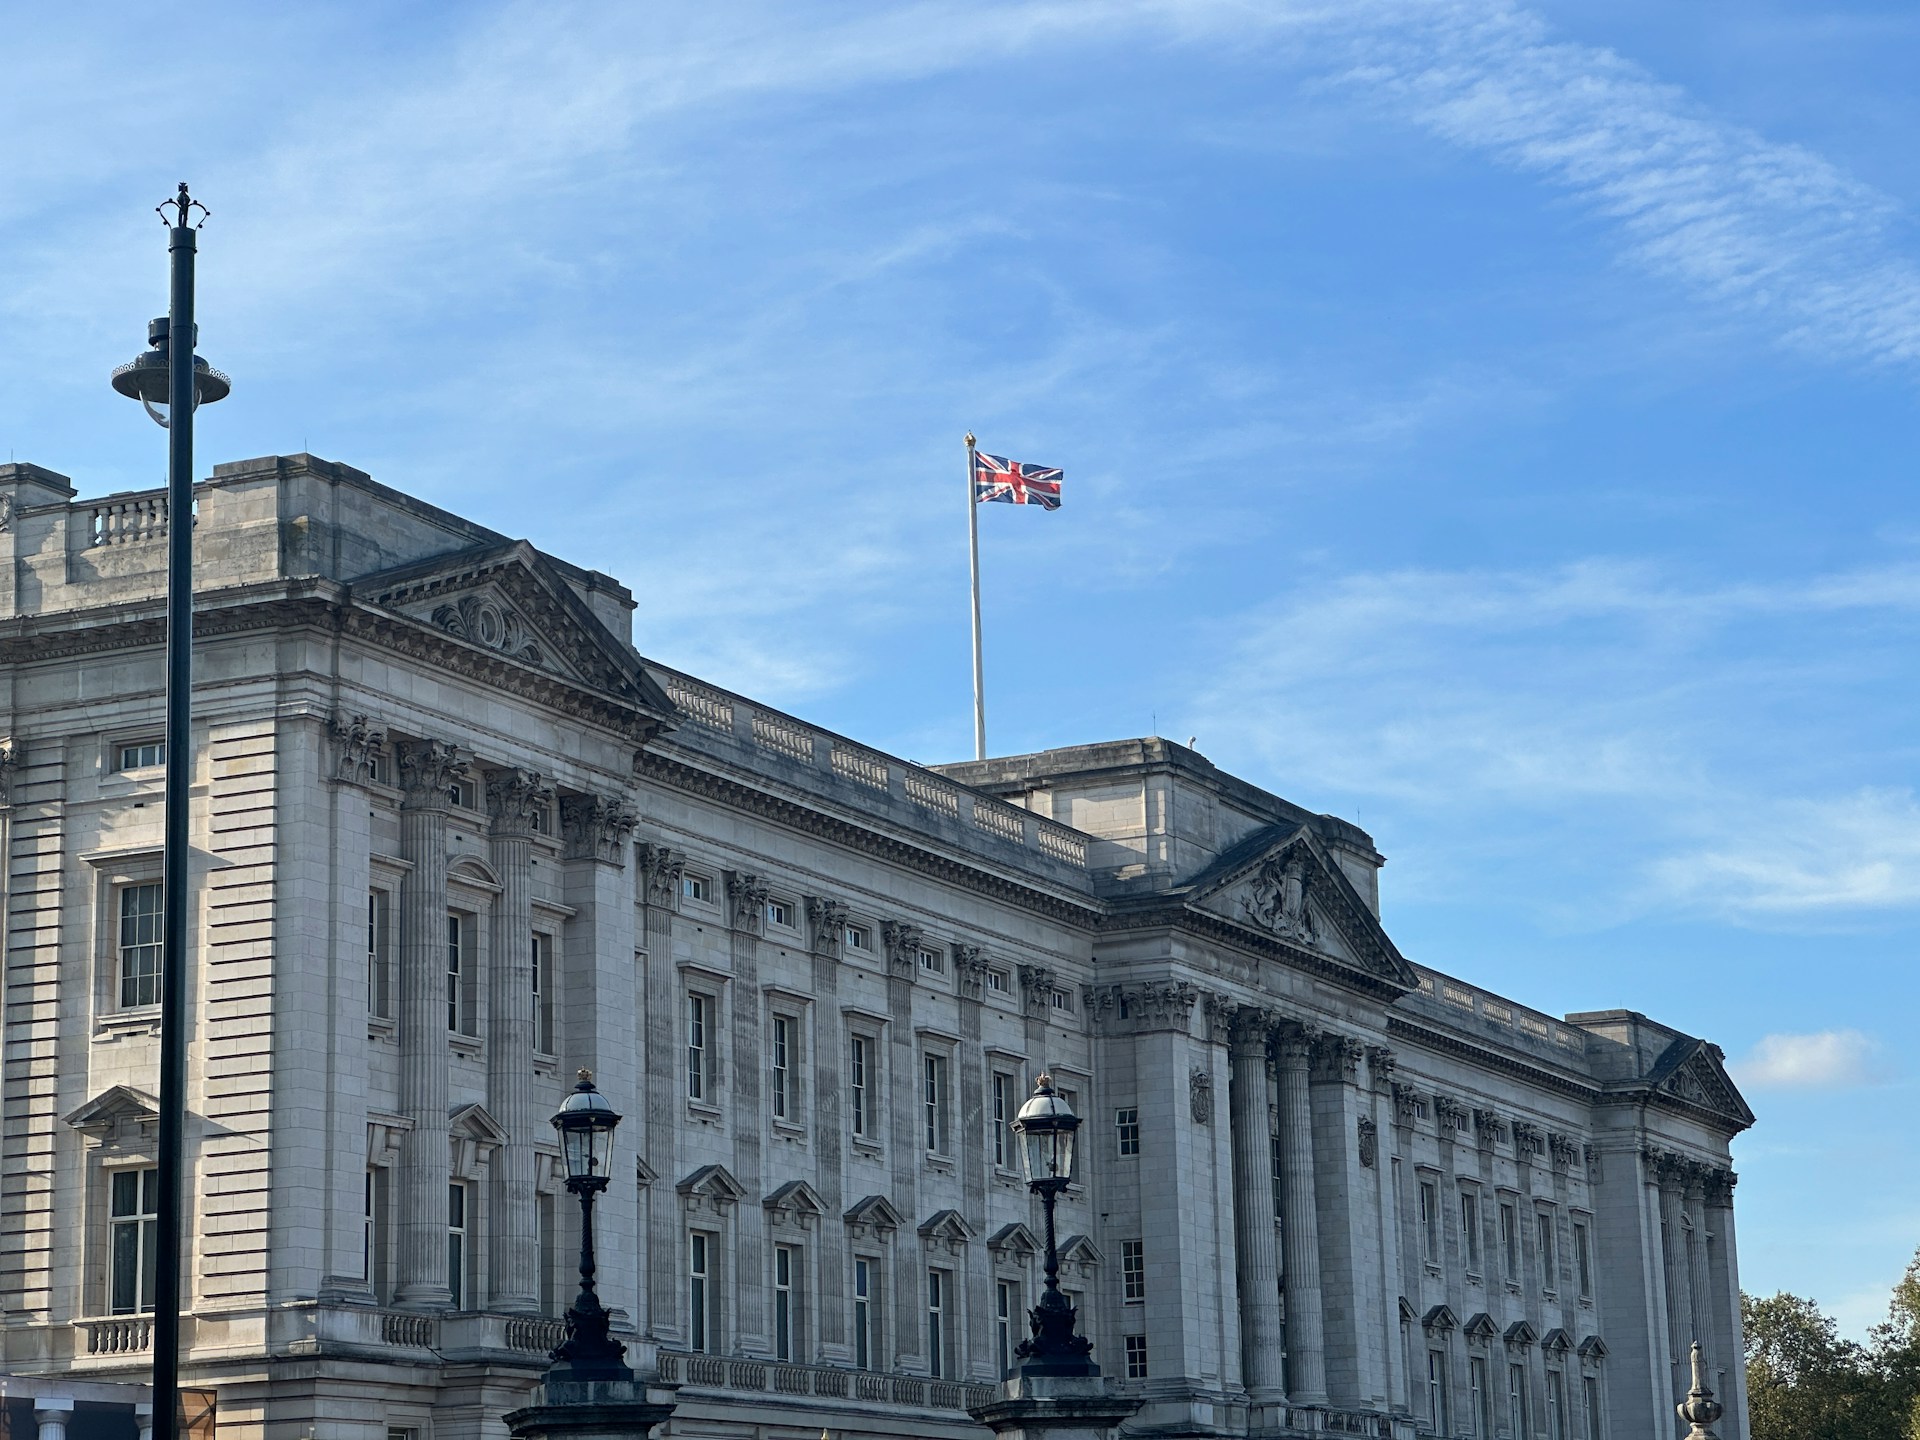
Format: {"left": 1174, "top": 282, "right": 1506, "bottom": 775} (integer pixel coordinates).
{"left": 965, "top": 432, "right": 986, "bottom": 761}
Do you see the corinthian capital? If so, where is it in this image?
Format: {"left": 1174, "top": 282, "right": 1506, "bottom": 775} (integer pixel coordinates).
{"left": 726, "top": 871, "right": 771, "bottom": 934}
{"left": 638, "top": 844, "right": 687, "bottom": 908}
{"left": 806, "top": 897, "right": 849, "bottom": 957}
{"left": 398, "top": 738, "right": 470, "bottom": 809}
{"left": 562, "top": 793, "right": 638, "bottom": 865}
{"left": 485, "top": 767, "right": 555, "bottom": 835}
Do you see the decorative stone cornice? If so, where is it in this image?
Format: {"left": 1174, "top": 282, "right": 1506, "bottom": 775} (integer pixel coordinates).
{"left": 561, "top": 793, "right": 637, "bottom": 865}
{"left": 1228, "top": 1003, "right": 1275, "bottom": 1056}
{"left": 329, "top": 714, "right": 387, "bottom": 786}
{"left": 1084, "top": 981, "right": 1199, "bottom": 1035}
{"left": 1642, "top": 1145, "right": 1736, "bottom": 1205}
{"left": 637, "top": 843, "right": 686, "bottom": 909}
{"left": 484, "top": 767, "right": 554, "bottom": 836}
{"left": 1201, "top": 990, "right": 1236, "bottom": 1045}
{"left": 806, "top": 897, "right": 848, "bottom": 958}
{"left": 1270, "top": 1021, "right": 1317, "bottom": 1069}
{"left": 398, "top": 737, "right": 469, "bottom": 810}
{"left": 882, "top": 920, "right": 923, "bottom": 978}
{"left": 725, "top": 871, "right": 770, "bottom": 935}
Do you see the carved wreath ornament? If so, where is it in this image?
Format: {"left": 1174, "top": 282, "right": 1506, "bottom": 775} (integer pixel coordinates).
{"left": 1243, "top": 850, "right": 1317, "bottom": 944}
{"left": 432, "top": 595, "right": 546, "bottom": 668}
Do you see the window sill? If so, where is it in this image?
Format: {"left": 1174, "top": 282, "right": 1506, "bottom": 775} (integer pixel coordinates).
{"left": 1543, "top": 1290, "right": 1559, "bottom": 1303}
{"left": 1504, "top": 1282, "right": 1523, "bottom": 1297}
{"left": 1423, "top": 1262, "right": 1443, "bottom": 1279}
{"left": 1465, "top": 1271, "right": 1484, "bottom": 1287}
{"left": 851, "top": 1138, "right": 885, "bottom": 1160}
{"left": 924, "top": 1154, "right": 956, "bottom": 1175}
{"left": 450, "top": 1034, "right": 484, "bottom": 1058}
{"left": 367, "top": 1016, "right": 397, "bottom": 1040}
{"left": 993, "top": 1165, "right": 1023, "bottom": 1184}
{"left": 687, "top": 1100, "right": 724, "bottom": 1124}
{"left": 94, "top": 1008, "right": 162, "bottom": 1039}
{"left": 771, "top": 1119, "right": 808, "bottom": 1141}
{"left": 533, "top": 1052, "right": 559, "bottom": 1075}
{"left": 1578, "top": 1297, "right": 1594, "bottom": 1309}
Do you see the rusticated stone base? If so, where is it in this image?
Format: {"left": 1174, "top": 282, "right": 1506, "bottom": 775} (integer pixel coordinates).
{"left": 503, "top": 1379, "right": 676, "bottom": 1439}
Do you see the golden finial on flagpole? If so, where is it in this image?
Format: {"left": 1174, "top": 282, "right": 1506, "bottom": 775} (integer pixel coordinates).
{"left": 964, "top": 432, "right": 976, "bottom": 448}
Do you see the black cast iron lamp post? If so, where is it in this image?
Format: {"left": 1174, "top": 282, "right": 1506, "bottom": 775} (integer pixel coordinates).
{"left": 548, "top": 1070, "right": 634, "bottom": 1382}
{"left": 109, "top": 183, "right": 229, "bottom": 1440}
{"left": 1010, "top": 1073, "right": 1097, "bottom": 1376}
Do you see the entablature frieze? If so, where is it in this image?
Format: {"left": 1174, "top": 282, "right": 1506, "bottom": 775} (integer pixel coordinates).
{"left": 1083, "top": 980, "right": 1199, "bottom": 1034}
{"left": 1641, "top": 1145, "right": 1736, "bottom": 1205}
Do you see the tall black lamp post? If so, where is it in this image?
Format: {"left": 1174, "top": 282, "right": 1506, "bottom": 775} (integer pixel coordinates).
{"left": 506, "top": 1072, "right": 675, "bottom": 1440}
{"left": 109, "top": 183, "right": 230, "bottom": 1440}
{"left": 1010, "top": 1073, "right": 1097, "bottom": 1377}
{"left": 548, "top": 1070, "right": 633, "bottom": 1382}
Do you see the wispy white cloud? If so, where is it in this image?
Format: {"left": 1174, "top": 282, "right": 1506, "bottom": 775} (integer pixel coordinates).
{"left": 1730, "top": 1030, "right": 1887, "bottom": 1091}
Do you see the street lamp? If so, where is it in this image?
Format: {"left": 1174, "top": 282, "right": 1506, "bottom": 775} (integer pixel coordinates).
{"left": 547, "top": 1070, "right": 633, "bottom": 1382}
{"left": 1010, "top": 1074, "right": 1097, "bottom": 1377}
{"left": 110, "top": 182, "right": 229, "bottom": 1440}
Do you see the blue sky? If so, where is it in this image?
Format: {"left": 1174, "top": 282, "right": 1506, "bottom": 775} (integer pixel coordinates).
{"left": 5, "top": 0, "right": 1918, "bottom": 1336}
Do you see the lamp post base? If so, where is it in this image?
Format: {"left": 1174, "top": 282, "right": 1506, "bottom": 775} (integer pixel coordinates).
{"left": 503, "top": 1379, "right": 676, "bottom": 1440}
{"left": 969, "top": 1373, "right": 1138, "bottom": 1440}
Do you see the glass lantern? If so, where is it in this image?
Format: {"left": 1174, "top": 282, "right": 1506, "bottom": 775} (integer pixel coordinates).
{"left": 1012, "top": 1073, "right": 1081, "bottom": 1186}
{"left": 551, "top": 1069, "right": 622, "bottom": 1183}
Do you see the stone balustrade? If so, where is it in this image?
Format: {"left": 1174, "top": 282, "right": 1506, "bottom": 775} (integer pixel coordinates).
{"left": 654, "top": 1349, "right": 994, "bottom": 1415}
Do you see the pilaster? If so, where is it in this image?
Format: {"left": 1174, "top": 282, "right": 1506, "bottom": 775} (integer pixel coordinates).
{"left": 638, "top": 843, "right": 686, "bottom": 1344}
{"left": 1308, "top": 1029, "right": 1384, "bottom": 1410}
{"left": 1275, "top": 1022, "right": 1330, "bottom": 1407}
{"left": 1226, "top": 1005, "right": 1285, "bottom": 1412}
{"left": 809, "top": 898, "right": 850, "bottom": 1360}
{"left": 724, "top": 869, "right": 769, "bottom": 1355}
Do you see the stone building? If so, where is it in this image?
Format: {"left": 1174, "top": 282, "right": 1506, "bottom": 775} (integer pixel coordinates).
{"left": 0, "top": 454, "right": 1754, "bottom": 1440}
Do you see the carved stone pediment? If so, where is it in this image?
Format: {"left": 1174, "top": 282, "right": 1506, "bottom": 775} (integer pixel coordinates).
{"left": 356, "top": 540, "right": 677, "bottom": 718}
{"left": 1179, "top": 825, "right": 1417, "bottom": 992}
{"left": 1645, "top": 1038, "right": 1755, "bottom": 1131}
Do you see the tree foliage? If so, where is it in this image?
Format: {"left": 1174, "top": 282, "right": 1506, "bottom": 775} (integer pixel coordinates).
{"left": 1745, "top": 1252, "right": 1920, "bottom": 1440}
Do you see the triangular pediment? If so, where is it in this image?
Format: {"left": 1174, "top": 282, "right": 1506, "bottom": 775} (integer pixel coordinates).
{"left": 1577, "top": 1335, "right": 1609, "bottom": 1360}
{"left": 1181, "top": 825, "right": 1418, "bottom": 991}
{"left": 1423, "top": 1304, "right": 1458, "bottom": 1332}
{"left": 63, "top": 1085, "right": 159, "bottom": 1138}
{"left": 843, "top": 1194, "right": 904, "bottom": 1234}
{"left": 986, "top": 1223, "right": 1039, "bottom": 1261}
{"left": 1542, "top": 1328, "right": 1573, "bottom": 1355}
{"left": 1464, "top": 1312, "right": 1500, "bottom": 1341}
{"left": 764, "top": 1180, "right": 826, "bottom": 1218}
{"left": 449, "top": 1102, "right": 509, "bottom": 1145}
{"left": 917, "top": 1208, "right": 976, "bottom": 1243}
{"left": 1505, "top": 1320, "right": 1538, "bottom": 1347}
{"left": 354, "top": 541, "right": 675, "bottom": 716}
{"left": 678, "top": 1163, "right": 747, "bottom": 1201}
{"left": 1058, "top": 1234, "right": 1103, "bottom": 1266}
{"left": 1646, "top": 1038, "right": 1755, "bottom": 1132}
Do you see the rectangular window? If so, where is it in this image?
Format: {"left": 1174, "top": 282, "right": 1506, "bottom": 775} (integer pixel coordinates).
{"left": 996, "top": 1279, "right": 1017, "bottom": 1376}
{"left": 1049, "top": 987, "right": 1074, "bottom": 1013}
{"left": 918, "top": 946, "right": 944, "bottom": 974}
{"left": 845, "top": 923, "right": 871, "bottom": 952}
{"left": 537, "top": 1191, "right": 556, "bottom": 1314}
{"left": 923, "top": 1053, "right": 950, "bottom": 1155}
{"left": 850, "top": 1035, "right": 871, "bottom": 1137}
{"left": 687, "top": 994, "right": 711, "bottom": 1101}
{"left": 1471, "top": 1355, "right": 1492, "bottom": 1437}
{"left": 446, "top": 914, "right": 465, "bottom": 1033}
{"left": 681, "top": 874, "right": 708, "bottom": 903}
{"left": 115, "top": 740, "right": 164, "bottom": 772}
{"left": 993, "top": 1073, "right": 1012, "bottom": 1167}
{"left": 1509, "top": 1362, "right": 1530, "bottom": 1440}
{"left": 118, "top": 882, "right": 164, "bottom": 1009}
{"left": 368, "top": 890, "right": 392, "bottom": 1019}
{"left": 1584, "top": 1376, "right": 1603, "bottom": 1440}
{"left": 1270, "top": 1129, "right": 1285, "bottom": 1217}
{"left": 771, "top": 1016, "right": 792, "bottom": 1121}
{"left": 1121, "top": 1239, "right": 1146, "bottom": 1302}
{"left": 854, "top": 1257, "right": 875, "bottom": 1371}
{"left": 927, "top": 1269, "right": 949, "bottom": 1378}
{"left": 689, "top": 1232, "right": 711, "bottom": 1352}
{"left": 109, "top": 1167, "right": 158, "bottom": 1315}
{"left": 1574, "top": 1220, "right": 1593, "bottom": 1298}
{"left": 1419, "top": 1181, "right": 1439, "bottom": 1261}
{"left": 1125, "top": 1333, "right": 1149, "bottom": 1380}
{"left": 767, "top": 898, "right": 792, "bottom": 928}
{"left": 1428, "top": 1350, "right": 1450, "bottom": 1430}
{"left": 1500, "top": 1202, "right": 1519, "bottom": 1278}
{"left": 1116, "top": 1106, "right": 1141, "bottom": 1158}
{"left": 531, "top": 933, "right": 555, "bottom": 1054}
{"left": 1538, "top": 1211, "right": 1557, "bottom": 1291}
{"left": 449, "top": 777, "right": 477, "bottom": 808}
{"left": 986, "top": 968, "right": 1008, "bottom": 993}
{"left": 773, "top": 1244, "right": 797, "bottom": 1362}
{"left": 447, "top": 1183, "right": 469, "bottom": 1309}
{"left": 1461, "top": 1190, "right": 1481, "bottom": 1271}
{"left": 1548, "top": 1369, "right": 1566, "bottom": 1440}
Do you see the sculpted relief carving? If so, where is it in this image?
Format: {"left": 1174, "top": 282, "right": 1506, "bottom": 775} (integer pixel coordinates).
{"left": 1242, "top": 849, "right": 1317, "bottom": 943}
{"left": 1189, "top": 1067, "right": 1213, "bottom": 1125}
{"left": 433, "top": 594, "right": 546, "bottom": 669}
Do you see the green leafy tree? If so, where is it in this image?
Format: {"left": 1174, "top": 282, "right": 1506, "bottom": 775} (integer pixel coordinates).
{"left": 1868, "top": 1249, "right": 1920, "bottom": 1440}
{"left": 1743, "top": 1290, "right": 1888, "bottom": 1440}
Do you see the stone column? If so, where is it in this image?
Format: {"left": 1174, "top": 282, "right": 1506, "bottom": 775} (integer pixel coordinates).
{"left": 1657, "top": 1158, "right": 1694, "bottom": 1405}
{"left": 33, "top": 1398, "right": 74, "bottom": 1440}
{"left": 1683, "top": 1168, "right": 1715, "bottom": 1377}
{"left": 809, "top": 899, "right": 851, "bottom": 1360}
{"left": 725, "top": 870, "right": 769, "bottom": 1355}
{"left": 394, "top": 738, "right": 467, "bottom": 1309}
{"left": 1702, "top": 1169, "right": 1747, "bottom": 1440}
{"left": 1227, "top": 1006, "right": 1285, "bottom": 1409}
{"left": 638, "top": 844, "right": 686, "bottom": 1343}
{"left": 885, "top": 921, "right": 926, "bottom": 1370}
{"left": 1275, "top": 1023, "right": 1330, "bottom": 1407}
{"left": 956, "top": 944, "right": 992, "bottom": 1380}
{"left": 487, "top": 767, "right": 553, "bottom": 1314}
{"left": 1309, "top": 1030, "right": 1381, "bottom": 1409}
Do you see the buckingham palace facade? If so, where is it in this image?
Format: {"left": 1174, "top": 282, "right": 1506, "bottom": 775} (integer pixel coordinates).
{"left": 0, "top": 454, "right": 1753, "bottom": 1439}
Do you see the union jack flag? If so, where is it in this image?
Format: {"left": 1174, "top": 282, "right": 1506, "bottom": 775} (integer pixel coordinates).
{"left": 971, "top": 450, "right": 1062, "bottom": 510}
